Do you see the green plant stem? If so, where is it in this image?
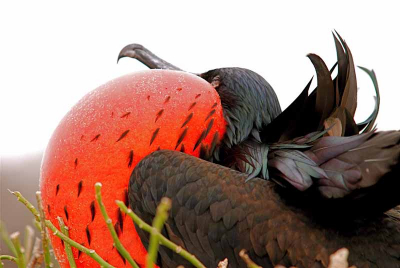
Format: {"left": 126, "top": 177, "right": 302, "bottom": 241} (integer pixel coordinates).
{"left": 0, "top": 255, "right": 18, "bottom": 262}
{"left": 57, "top": 217, "right": 77, "bottom": 268}
{"left": 33, "top": 220, "right": 42, "bottom": 232}
{"left": 45, "top": 220, "right": 115, "bottom": 268}
{"left": 10, "top": 232, "right": 26, "bottom": 268}
{"left": 147, "top": 197, "right": 171, "bottom": 268}
{"left": 24, "top": 225, "right": 35, "bottom": 263}
{"left": 116, "top": 200, "right": 206, "bottom": 268}
{"left": 239, "top": 249, "right": 262, "bottom": 268}
{"left": 11, "top": 189, "right": 115, "bottom": 268}
{"left": 9, "top": 190, "right": 40, "bottom": 220}
{"left": 0, "top": 255, "right": 18, "bottom": 268}
{"left": 94, "top": 183, "right": 139, "bottom": 268}
{"left": 0, "top": 220, "right": 17, "bottom": 256}
{"left": 35, "top": 191, "right": 52, "bottom": 268}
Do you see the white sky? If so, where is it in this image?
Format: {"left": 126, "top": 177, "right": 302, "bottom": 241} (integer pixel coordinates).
{"left": 1, "top": 1, "right": 399, "bottom": 156}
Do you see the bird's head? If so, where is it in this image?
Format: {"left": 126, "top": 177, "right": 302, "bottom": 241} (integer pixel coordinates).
{"left": 200, "top": 67, "right": 281, "bottom": 148}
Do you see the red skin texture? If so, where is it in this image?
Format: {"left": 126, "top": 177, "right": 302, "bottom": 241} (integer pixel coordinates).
{"left": 40, "top": 70, "right": 226, "bottom": 267}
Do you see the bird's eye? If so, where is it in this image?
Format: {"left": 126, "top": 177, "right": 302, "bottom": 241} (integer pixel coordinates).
{"left": 211, "top": 75, "right": 220, "bottom": 88}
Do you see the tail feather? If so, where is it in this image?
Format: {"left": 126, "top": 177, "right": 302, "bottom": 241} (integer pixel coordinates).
{"left": 261, "top": 78, "right": 313, "bottom": 142}
{"left": 332, "top": 31, "right": 348, "bottom": 101}
{"left": 356, "top": 66, "right": 380, "bottom": 133}
{"left": 237, "top": 33, "right": 400, "bottom": 214}
{"left": 336, "top": 31, "right": 358, "bottom": 117}
{"left": 262, "top": 32, "right": 362, "bottom": 142}
{"left": 307, "top": 53, "right": 335, "bottom": 129}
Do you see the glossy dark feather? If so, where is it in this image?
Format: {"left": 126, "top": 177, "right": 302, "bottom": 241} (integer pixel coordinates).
{"left": 336, "top": 31, "right": 358, "bottom": 117}
{"left": 357, "top": 66, "right": 380, "bottom": 133}
{"left": 332, "top": 32, "right": 348, "bottom": 101}
{"left": 307, "top": 53, "right": 335, "bottom": 128}
{"left": 261, "top": 78, "right": 313, "bottom": 143}
{"left": 261, "top": 33, "right": 362, "bottom": 143}
{"left": 121, "top": 35, "right": 399, "bottom": 268}
{"left": 200, "top": 68, "right": 281, "bottom": 148}
{"left": 129, "top": 150, "right": 400, "bottom": 268}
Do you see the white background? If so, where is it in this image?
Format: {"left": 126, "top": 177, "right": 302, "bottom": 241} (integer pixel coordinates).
{"left": 1, "top": 1, "right": 400, "bottom": 156}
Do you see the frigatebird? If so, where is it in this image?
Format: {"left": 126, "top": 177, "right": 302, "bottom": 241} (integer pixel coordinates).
{"left": 119, "top": 33, "right": 400, "bottom": 268}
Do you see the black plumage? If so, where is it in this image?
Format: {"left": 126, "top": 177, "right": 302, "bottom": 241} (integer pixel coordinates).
{"left": 120, "top": 33, "right": 400, "bottom": 267}
{"left": 199, "top": 68, "right": 281, "bottom": 147}
{"left": 130, "top": 150, "right": 400, "bottom": 268}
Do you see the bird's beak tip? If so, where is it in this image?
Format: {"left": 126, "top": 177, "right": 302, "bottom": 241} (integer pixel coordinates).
{"left": 117, "top": 55, "right": 124, "bottom": 63}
